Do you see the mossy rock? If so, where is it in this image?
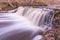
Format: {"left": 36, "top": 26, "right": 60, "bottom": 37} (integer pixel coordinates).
{"left": 53, "top": 10, "right": 60, "bottom": 28}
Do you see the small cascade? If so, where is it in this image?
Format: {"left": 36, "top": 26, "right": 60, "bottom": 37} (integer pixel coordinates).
{"left": 17, "top": 7, "right": 54, "bottom": 27}
{"left": 0, "top": 6, "right": 54, "bottom": 40}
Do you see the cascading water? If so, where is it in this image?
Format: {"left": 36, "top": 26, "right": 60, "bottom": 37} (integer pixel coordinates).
{"left": 17, "top": 7, "right": 54, "bottom": 29}
{"left": 0, "top": 6, "right": 54, "bottom": 40}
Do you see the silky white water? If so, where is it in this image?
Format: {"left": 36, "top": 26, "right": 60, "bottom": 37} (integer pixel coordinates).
{"left": 0, "top": 7, "right": 54, "bottom": 40}
{"left": 17, "top": 7, "right": 54, "bottom": 26}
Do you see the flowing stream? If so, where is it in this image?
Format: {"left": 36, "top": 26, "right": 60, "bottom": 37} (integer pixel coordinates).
{"left": 0, "top": 6, "right": 54, "bottom": 40}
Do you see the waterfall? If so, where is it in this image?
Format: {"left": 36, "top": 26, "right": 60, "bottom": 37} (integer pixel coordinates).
{"left": 17, "top": 7, "right": 54, "bottom": 27}
{"left": 0, "top": 6, "right": 54, "bottom": 40}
